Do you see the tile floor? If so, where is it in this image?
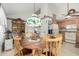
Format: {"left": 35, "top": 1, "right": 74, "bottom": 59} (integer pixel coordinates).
{"left": 1, "top": 42, "right": 79, "bottom": 56}
{"left": 60, "top": 42, "right": 79, "bottom": 56}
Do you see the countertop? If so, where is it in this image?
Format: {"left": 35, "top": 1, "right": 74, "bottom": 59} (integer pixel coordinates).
{"left": 59, "top": 29, "right": 77, "bottom": 32}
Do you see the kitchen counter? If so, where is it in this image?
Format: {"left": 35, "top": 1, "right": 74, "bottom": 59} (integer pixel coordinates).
{"left": 59, "top": 29, "right": 77, "bottom": 32}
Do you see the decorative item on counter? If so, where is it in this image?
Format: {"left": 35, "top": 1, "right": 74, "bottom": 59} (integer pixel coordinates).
{"left": 68, "top": 9, "right": 76, "bottom": 15}
{"left": 67, "top": 9, "right": 79, "bottom": 16}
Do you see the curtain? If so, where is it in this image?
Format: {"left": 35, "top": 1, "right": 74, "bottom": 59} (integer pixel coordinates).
{"left": 0, "top": 5, "right": 7, "bottom": 54}
{"left": 0, "top": 5, "right": 7, "bottom": 28}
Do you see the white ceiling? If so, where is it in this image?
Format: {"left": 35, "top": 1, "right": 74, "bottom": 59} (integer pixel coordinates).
{"left": 1, "top": 3, "right": 79, "bottom": 20}
{"left": 2, "top": 3, "right": 44, "bottom": 15}
{"left": 2, "top": 3, "right": 67, "bottom": 15}
{"left": 2, "top": 3, "right": 66, "bottom": 20}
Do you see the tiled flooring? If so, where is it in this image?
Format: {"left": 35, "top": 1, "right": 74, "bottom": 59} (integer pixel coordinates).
{"left": 1, "top": 42, "right": 79, "bottom": 56}
{"left": 1, "top": 49, "right": 15, "bottom": 56}
{"left": 60, "top": 42, "right": 79, "bottom": 56}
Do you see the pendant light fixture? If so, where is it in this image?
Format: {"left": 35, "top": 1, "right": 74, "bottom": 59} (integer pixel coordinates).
{"left": 34, "top": 2, "right": 36, "bottom": 14}
{"left": 67, "top": 3, "right": 69, "bottom": 14}
{"left": 32, "top": 1, "right": 37, "bottom": 17}
{"left": 27, "top": 2, "right": 41, "bottom": 26}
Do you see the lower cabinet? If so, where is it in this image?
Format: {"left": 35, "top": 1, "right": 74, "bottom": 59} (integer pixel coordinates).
{"left": 65, "top": 32, "right": 76, "bottom": 43}
{"left": 76, "top": 31, "right": 79, "bottom": 48}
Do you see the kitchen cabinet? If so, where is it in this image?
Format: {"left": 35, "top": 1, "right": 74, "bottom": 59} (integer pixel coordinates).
{"left": 57, "top": 17, "right": 79, "bottom": 29}
{"left": 65, "top": 32, "right": 76, "bottom": 43}
{"left": 76, "top": 31, "right": 79, "bottom": 47}
{"left": 12, "top": 18, "right": 25, "bottom": 35}
{"left": 57, "top": 17, "right": 79, "bottom": 47}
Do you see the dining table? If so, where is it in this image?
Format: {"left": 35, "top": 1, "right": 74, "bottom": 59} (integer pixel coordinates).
{"left": 21, "top": 34, "right": 63, "bottom": 56}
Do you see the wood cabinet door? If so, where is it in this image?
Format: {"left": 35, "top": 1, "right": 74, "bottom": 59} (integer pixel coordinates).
{"left": 76, "top": 32, "right": 79, "bottom": 47}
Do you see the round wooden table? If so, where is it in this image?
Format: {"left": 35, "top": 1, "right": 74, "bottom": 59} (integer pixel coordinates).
{"left": 21, "top": 34, "right": 62, "bottom": 56}
{"left": 21, "top": 40, "right": 46, "bottom": 50}
{"left": 21, "top": 39, "right": 46, "bottom": 56}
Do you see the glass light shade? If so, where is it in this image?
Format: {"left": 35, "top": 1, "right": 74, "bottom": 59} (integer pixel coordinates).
{"left": 27, "top": 17, "right": 41, "bottom": 26}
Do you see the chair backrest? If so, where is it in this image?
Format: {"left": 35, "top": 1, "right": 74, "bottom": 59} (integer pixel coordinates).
{"left": 14, "top": 37, "right": 22, "bottom": 51}
{"left": 42, "top": 34, "right": 63, "bottom": 56}
{"left": 52, "top": 34, "right": 63, "bottom": 56}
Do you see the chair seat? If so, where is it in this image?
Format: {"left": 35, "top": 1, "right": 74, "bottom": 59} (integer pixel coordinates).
{"left": 19, "top": 46, "right": 23, "bottom": 50}
{"left": 42, "top": 48, "right": 49, "bottom": 52}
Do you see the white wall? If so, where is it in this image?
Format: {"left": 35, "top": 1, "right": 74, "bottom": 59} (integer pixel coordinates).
{"left": 39, "top": 3, "right": 67, "bottom": 20}
{"left": 7, "top": 19, "right": 12, "bottom": 31}
{"left": 7, "top": 12, "right": 32, "bottom": 21}
{"left": 52, "top": 3, "right": 79, "bottom": 20}
{"left": 39, "top": 3, "right": 49, "bottom": 18}
{"left": 54, "top": 3, "right": 67, "bottom": 20}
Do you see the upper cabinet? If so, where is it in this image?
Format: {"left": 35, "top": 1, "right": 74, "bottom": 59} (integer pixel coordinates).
{"left": 57, "top": 17, "right": 79, "bottom": 29}
{"left": 12, "top": 18, "right": 25, "bottom": 35}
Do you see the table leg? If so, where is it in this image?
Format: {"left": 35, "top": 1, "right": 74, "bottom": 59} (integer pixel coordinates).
{"left": 32, "top": 49, "right": 35, "bottom": 56}
{"left": 50, "top": 42, "right": 53, "bottom": 56}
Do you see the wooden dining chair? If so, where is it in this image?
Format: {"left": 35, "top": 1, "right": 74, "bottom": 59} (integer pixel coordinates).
{"left": 14, "top": 36, "right": 23, "bottom": 56}
{"left": 39, "top": 35, "right": 51, "bottom": 56}
{"left": 25, "top": 32, "right": 37, "bottom": 56}
{"left": 41, "top": 34, "right": 62, "bottom": 56}
{"left": 51, "top": 34, "right": 63, "bottom": 56}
